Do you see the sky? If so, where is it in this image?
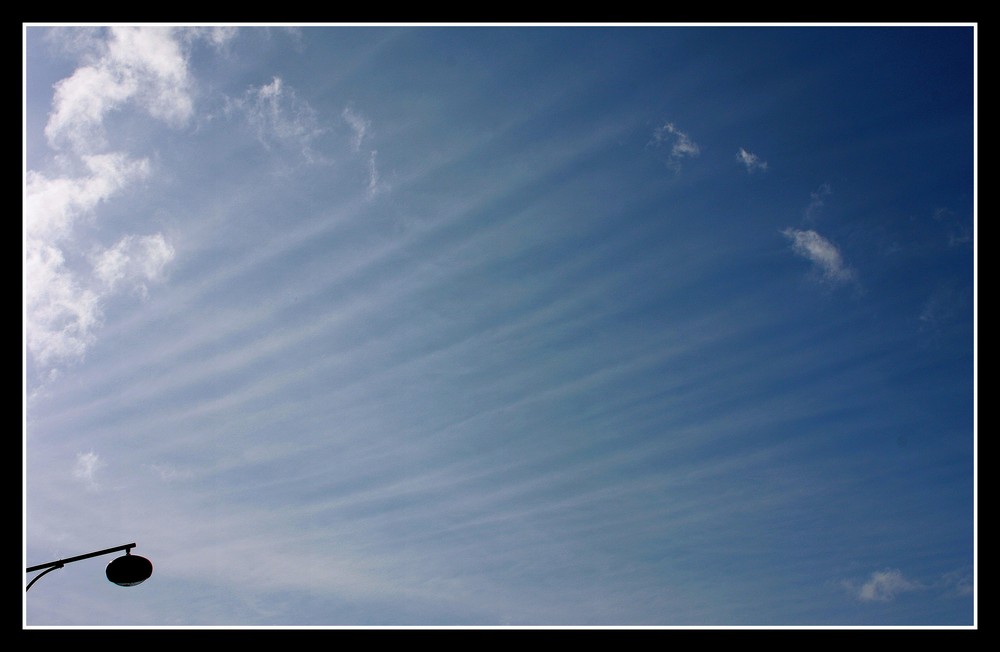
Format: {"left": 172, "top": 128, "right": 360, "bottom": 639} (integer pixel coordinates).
{"left": 23, "top": 24, "right": 975, "bottom": 628}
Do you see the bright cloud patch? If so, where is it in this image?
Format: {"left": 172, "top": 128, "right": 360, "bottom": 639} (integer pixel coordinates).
{"left": 73, "top": 451, "right": 104, "bottom": 490}
{"left": 782, "top": 228, "right": 855, "bottom": 283}
{"left": 857, "top": 569, "right": 921, "bottom": 602}
{"left": 652, "top": 121, "right": 700, "bottom": 169}
{"left": 737, "top": 147, "right": 767, "bottom": 173}
{"left": 24, "top": 250, "right": 101, "bottom": 365}
{"left": 25, "top": 155, "right": 156, "bottom": 366}
{"left": 25, "top": 153, "right": 150, "bottom": 244}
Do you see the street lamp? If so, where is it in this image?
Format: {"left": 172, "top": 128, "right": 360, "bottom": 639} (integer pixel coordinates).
{"left": 26, "top": 542, "right": 153, "bottom": 591}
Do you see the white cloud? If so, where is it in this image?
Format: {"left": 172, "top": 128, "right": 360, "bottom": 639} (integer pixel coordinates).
{"left": 736, "top": 147, "right": 767, "bottom": 173}
{"left": 804, "top": 183, "right": 832, "bottom": 222}
{"left": 651, "top": 121, "right": 700, "bottom": 169}
{"left": 781, "top": 228, "right": 855, "bottom": 284}
{"left": 210, "top": 26, "right": 238, "bottom": 47}
{"left": 341, "top": 106, "right": 384, "bottom": 197}
{"left": 25, "top": 153, "right": 151, "bottom": 243}
{"left": 45, "top": 26, "right": 194, "bottom": 154}
{"left": 147, "top": 463, "right": 195, "bottom": 482}
{"left": 230, "top": 76, "right": 326, "bottom": 161}
{"left": 182, "top": 26, "right": 238, "bottom": 50}
{"left": 24, "top": 248, "right": 101, "bottom": 365}
{"left": 26, "top": 28, "right": 191, "bottom": 370}
{"left": 856, "top": 568, "right": 921, "bottom": 602}
{"left": 93, "top": 233, "right": 176, "bottom": 297}
{"left": 367, "top": 149, "right": 381, "bottom": 197}
{"left": 919, "top": 289, "right": 952, "bottom": 325}
{"left": 342, "top": 106, "right": 370, "bottom": 152}
{"left": 106, "top": 26, "right": 193, "bottom": 125}
{"left": 73, "top": 451, "right": 104, "bottom": 490}
{"left": 935, "top": 568, "right": 973, "bottom": 598}
{"left": 918, "top": 282, "right": 970, "bottom": 333}
{"left": 25, "top": 154, "right": 157, "bottom": 366}
{"left": 933, "top": 207, "right": 972, "bottom": 247}
{"left": 44, "top": 65, "right": 135, "bottom": 153}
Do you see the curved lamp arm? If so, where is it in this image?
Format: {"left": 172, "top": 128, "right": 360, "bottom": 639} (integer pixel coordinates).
{"left": 25, "top": 563, "right": 63, "bottom": 591}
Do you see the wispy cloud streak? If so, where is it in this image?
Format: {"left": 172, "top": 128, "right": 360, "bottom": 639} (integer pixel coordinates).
{"left": 367, "top": 149, "right": 381, "bottom": 196}
{"left": 342, "top": 106, "right": 370, "bottom": 152}
{"left": 25, "top": 28, "right": 973, "bottom": 626}
{"left": 342, "top": 106, "right": 382, "bottom": 196}
{"left": 227, "top": 76, "right": 326, "bottom": 161}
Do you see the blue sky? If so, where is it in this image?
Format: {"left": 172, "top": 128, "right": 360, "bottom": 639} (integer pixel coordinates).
{"left": 23, "top": 25, "right": 975, "bottom": 627}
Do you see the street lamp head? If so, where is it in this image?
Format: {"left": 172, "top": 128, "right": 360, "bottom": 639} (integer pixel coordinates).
{"left": 105, "top": 551, "right": 153, "bottom": 587}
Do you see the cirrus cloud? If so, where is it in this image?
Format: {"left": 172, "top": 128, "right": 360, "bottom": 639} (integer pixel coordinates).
{"left": 227, "top": 76, "right": 326, "bottom": 162}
